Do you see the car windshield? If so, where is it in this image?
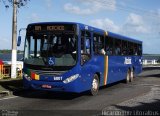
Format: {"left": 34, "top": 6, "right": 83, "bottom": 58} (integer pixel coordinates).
{"left": 24, "top": 33, "right": 77, "bottom": 67}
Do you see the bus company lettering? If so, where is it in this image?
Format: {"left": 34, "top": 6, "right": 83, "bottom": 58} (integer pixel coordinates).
{"left": 47, "top": 26, "right": 64, "bottom": 31}
{"left": 54, "top": 76, "right": 62, "bottom": 81}
{"left": 139, "top": 59, "right": 142, "bottom": 64}
{"left": 124, "top": 57, "right": 132, "bottom": 64}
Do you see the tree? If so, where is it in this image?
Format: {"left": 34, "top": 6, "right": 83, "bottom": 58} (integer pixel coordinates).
{"left": 1, "top": 0, "right": 30, "bottom": 78}
{"left": 1, "top": 0, "right": 30, "bottom": 8}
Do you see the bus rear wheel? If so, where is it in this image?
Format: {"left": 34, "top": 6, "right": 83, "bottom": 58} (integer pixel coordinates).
{"left": 90, "top": 74, "right": 99, "bottom": 96}
{"left": 130, "top": 68, "right": 134, "bottom": 82}
{"left": 125, "top": 69, "right": 134, "bottom": 83}
{"left": 126, "top": 70, "right": 130, "bottom": 83}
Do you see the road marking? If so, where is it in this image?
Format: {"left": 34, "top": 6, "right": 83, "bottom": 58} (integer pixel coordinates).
{"left": 0, "top": 96, "right": 18, "bottom": 101}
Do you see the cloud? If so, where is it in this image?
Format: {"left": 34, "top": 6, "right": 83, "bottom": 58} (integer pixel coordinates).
{"left": 31, "top": 13, "right": 40, "bottom": 22}
{"left": 90, "top": 18, "right": 120, "bottom": 33}
{"left": 64, "top": 0, "right": 116, "bottom": 15}
{"left": 122, "top": 13, "right": 150, "bottom": 34}
{"left": 27, "top": 13, "right": 40, "bottom": 23}
{"left": 90, "top": 13, "right": 152, "bottom": 36}
{"left": 89, "top": 12, "right": 160, "bottom": 54}
{"left": 64, "top": 3, "right": 92, "bottom": 15}
{"left": 45, "top": 0, "right": 53, "bottom": 10}
{"left": 126, "top": 13, "right": 143, "bottom": 26}
{"left": 148, "top": 9, "right": 160, "bottom": 35}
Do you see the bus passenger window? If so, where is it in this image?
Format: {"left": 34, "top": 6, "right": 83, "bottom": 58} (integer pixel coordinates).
{"left": 81, "top": 31, "right": 91, "bottom": 65}
{"left": 93, "top": 33, "right": 105, "bottom": 55}
{"left": 115, "top": 40, "right": 121, "bottom": 55}
{"left": 138, "top": 44, "right": 142, "bottom": 55}
{"left": 122, "top": 41, "right": 128, "bottom": 55}
{"left": 105, "top": 37, "right": 114, "bottom": 55}
{"left": 133, "top": 44, "right": 138, "bottom": 55}
{"left": 128, "top": 42, "right": 134, "bottom": 55}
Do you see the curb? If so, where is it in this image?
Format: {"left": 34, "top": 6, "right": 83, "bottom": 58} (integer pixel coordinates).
{"left": 0, "top": 91, "right": 12, "bottom": 98}
{"left": 0, "top": 89, "right": 23, "bottom": 98}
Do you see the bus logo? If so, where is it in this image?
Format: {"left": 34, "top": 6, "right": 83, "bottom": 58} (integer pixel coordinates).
{"left": 124, "top": 57, "right": 132, "bottom": 64}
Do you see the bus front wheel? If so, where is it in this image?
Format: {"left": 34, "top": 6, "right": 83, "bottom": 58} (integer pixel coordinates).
{"left": 90, "top": 74, "right": 99, "bottom": 96}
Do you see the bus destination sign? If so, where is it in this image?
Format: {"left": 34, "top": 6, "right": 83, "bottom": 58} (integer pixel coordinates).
{"left": 35, "top": 26, "right": 65, "bottom": 31}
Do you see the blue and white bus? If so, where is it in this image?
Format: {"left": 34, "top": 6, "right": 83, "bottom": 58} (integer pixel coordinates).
{"left": 23, "top": 22, "right": 142, "bottom": 95}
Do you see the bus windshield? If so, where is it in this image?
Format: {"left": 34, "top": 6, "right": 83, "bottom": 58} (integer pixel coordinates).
{"left": 24, "top": 33, "right": 77, "bottom": 67}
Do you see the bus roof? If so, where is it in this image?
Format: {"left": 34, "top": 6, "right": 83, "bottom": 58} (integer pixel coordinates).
{"left": 28, "top": 22, "right": 105, "bottom": 34}
{"left": 28, "top": 22, "right": 142, "bottom": 44}
{"left": 107, "top": 31, "right": 142, "bottom": 44}
{"left": 29, "top": 22, "right": 79, "bottom": 25}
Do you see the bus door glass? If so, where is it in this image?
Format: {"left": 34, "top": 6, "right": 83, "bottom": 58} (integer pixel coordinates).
{"left": 81, "top": 31, "right": 91, "bottom": 65}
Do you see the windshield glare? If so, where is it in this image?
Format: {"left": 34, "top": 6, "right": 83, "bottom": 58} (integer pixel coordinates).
{"left": 24, "top": 33, "right": 77, "bottom": 66}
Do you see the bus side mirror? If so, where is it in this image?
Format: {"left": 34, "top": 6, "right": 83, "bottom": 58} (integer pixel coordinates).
{"left": 17, "top": 36, "right": 21, "bottom": 46}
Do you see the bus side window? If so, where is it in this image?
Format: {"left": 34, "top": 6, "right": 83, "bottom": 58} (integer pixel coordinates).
{"left": 93, "top": 33, "right": 104, "bottom": 55}
{"left": 128, "top": 42, "right": 134, "bottom": 55}
{"left": 115, "top": 39, "right": 121, "bottom": 55}
{"left": 105, "top": 36, "right": 114, "bottom": 55}
{"left": 138, "top": 44, "right": 142, "bottom": 55}
{"left": 133, "top": 44, "right": 138, "bottom": 55}
{"left": 122, "top": 40, "right": 128, "bottom": 55}
{"left": 81, "top": 31, "right": 91, "bottom": 65}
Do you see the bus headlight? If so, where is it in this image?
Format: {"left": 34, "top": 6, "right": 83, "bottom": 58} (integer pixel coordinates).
{"left": 63, "top": 74, "right": 79, "bottom": 84}
{"left": 23, "top": 73, "right": 32, "bottom": 81}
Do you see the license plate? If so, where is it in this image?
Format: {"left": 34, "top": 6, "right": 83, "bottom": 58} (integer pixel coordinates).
{"left": 42, "top": 84, "right": 52, "bottom": 89}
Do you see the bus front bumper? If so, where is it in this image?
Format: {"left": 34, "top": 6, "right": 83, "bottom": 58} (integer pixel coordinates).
{"left": 23, "top": 76, "right": 84, "bottom": 93}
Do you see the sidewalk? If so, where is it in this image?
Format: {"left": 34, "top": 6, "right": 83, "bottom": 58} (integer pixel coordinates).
{"left": 102, "top": 83, "right": 160, "bottom": 115}
{"left": 0, "top": 78, "right": 23, "bottom": 98}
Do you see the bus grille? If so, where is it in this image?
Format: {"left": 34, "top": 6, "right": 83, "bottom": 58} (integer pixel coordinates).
{"left": 30, "top": 69, "right": 67, "bottom": 76}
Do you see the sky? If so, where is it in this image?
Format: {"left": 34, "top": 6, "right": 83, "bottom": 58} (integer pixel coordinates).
{"left": 0, "top": 0, "right": 160, "bottom": 54}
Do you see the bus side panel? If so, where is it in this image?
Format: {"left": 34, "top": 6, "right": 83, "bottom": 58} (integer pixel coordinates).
{"left": 91, "top": 55, "right": 105, "bottom": 86}
{"left": 133, "top": 56, "right": 143, "bottom": 76}
{"left": 107, "top": 56, "right": 128, "bottom": 84}
{"left": 79, "top": 56, "right": 105, "bottom": 90}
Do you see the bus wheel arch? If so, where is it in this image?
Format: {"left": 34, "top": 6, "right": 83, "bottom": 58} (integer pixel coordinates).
{"left": 126, "top": 69, "right": 130, "bottom": 83}
{"left": 132, "top": 67, "right": 135, "bottom": 78}
{"left": 126, "top": 67, "right": 134, "bottom": 83}
{"left": 130, "top": 67, "right": 134, "bottom": 82}
{"left": 95, "top": 72, "right": 101, "bottom": 82}
{"left": 90, "top": 73, "right": 100, "bottom": 96}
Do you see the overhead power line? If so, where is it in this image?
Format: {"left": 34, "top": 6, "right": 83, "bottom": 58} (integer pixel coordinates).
{"left": 95, "top": 0, "right": 160, "bottom": 19}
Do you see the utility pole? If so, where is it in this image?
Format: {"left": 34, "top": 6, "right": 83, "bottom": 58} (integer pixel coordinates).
{"left": 11, "top": 0, "right": 17, "bottom": 78}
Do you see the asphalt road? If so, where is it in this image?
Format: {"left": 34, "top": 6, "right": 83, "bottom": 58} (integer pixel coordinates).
{"left": 0, "top": 67, "right": 160, "bottom": 116}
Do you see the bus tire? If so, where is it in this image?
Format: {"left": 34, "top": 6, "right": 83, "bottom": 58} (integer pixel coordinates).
{"left": 130, "top": 68, "right": 134, "bottom": 82}
{"left": 126, "top": 70, "right": 130, "bottom": 83}
{"left": 90, "top": 74, "right": 99, "bottom": 96}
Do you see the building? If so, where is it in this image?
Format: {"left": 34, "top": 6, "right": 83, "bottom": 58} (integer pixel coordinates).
{"left": 143, "top": 54, "right": 160, "bottom": 65}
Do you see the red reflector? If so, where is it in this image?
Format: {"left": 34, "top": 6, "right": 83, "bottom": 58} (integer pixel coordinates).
{"left": 31, "top": 72, "right": 35, "bottom": 79}
{"left": 42, "top": 84, "right": 52, "bottom": 89}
